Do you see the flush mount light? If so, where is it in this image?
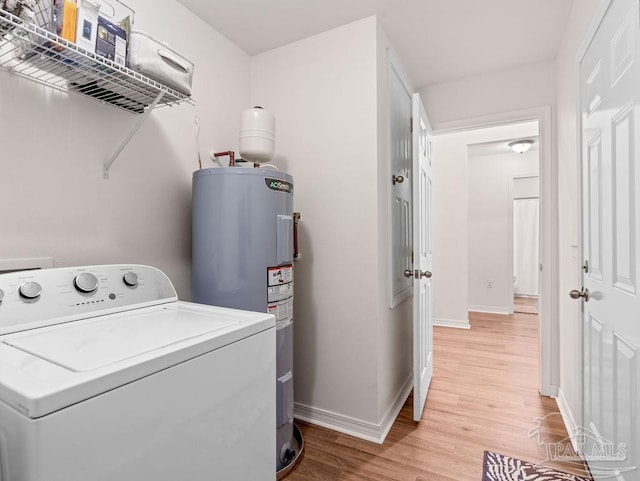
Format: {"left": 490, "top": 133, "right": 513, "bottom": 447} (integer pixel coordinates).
{"left": 508, "top": 139, "right": 534, "bottom": 154}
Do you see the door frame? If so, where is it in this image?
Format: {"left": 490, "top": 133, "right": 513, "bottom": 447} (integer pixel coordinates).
{"left": 432, "top": 106, "right": 558, "bottom": 397}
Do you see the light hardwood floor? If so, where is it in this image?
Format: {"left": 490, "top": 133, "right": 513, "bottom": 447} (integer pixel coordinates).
{"left": 514, "top": 296, "right": 539, "bottom": 314}
{"left": 286, "top": 310, "right": 588, "bottom": 480}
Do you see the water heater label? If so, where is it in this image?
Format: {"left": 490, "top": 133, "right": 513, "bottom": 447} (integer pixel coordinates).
{"left": 267, "top": 265, "right": 294, "bottom": 329}
{"left": 265, "top": 178, "right": 293, "bottom": 194}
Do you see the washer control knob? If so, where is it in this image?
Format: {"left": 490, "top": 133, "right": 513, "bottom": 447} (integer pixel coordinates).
{"left": 74, "top": 273, "right": 99, "bottom": 293}
{"left": 19, "top": 281, "right": 42, "bottom": 300}
{"left": 123, "top": 272, "right": 139, "bottom": 287}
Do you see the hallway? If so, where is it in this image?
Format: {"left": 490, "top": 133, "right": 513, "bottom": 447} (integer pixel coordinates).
{"left": 288, "top": 311, "right": 585, "bottom": 480}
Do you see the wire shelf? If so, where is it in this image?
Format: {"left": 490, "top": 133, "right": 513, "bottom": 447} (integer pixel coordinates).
{"left": 0, "top": 4, "right": 193, "bottom": 114}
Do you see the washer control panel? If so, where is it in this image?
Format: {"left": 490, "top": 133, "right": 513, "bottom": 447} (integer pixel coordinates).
{"left": 0, "top": 265, "right": 177, "bottom": 335}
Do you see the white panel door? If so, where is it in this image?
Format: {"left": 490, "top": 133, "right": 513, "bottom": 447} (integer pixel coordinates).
{"left": 390, "top": 63, "right": 413, "bottom": 306}
{"left": 579, "top": 0, "right": 640, "bottom": 478}
{"left": 412, "top": 93, "right": 433, "bottom": 422}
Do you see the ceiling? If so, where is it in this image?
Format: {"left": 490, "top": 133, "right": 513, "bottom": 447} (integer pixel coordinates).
{"left": 176, "top": 0, "right": 575, "bottom": 89}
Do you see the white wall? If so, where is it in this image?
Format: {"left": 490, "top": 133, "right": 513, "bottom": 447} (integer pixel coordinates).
{"left": 468, "top": 149, "right": 539, "bottom": 314}
{"left": 251, "top": 16, "right": 413, "bottom": 440}
{"left": 420, "top": 61, "right": 556, "bottom": 127}
{"left": 431, "top": 122, "right": 539, "bottom": 326}
{"left": 0, "top": 0, "right": 251, "bottom": 299}
{"left": 555, "top": 0, "right": 599, "bottom": 428}
{"left": 251, "top": 16, "right": 381, "bottom": 426}
{"left": 514, "top": 176, "right": 540, "bottom": 199}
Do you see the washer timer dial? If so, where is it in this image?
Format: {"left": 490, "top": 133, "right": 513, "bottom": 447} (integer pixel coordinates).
{"left": 123, "top": 272, "right": 139, "bottom": 287}
{"left": 74, "top": 273, "right": 99, "bottom": 293}
{"left": 19, "top": 281, "right": 42, "bottom": 300}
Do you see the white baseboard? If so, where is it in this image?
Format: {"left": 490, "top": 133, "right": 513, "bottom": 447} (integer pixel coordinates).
{"left": 433, "top": 317, "right": 471, "bottom": 329}
{"left": 294, "top": 373, "right": 413, "bottom": 444}
{"left": 469, "top": 305, "right": 510, "bottom": 315}
{"left": 556, "top": 388, "right": 579, "bottom": 451}
{"left": 378, "top": 373, "right": 413, "bottom": 442}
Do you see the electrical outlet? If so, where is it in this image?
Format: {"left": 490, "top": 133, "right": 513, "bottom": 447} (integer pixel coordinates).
{"left": 486, "top": 279, "right": 493, "bottom": 289}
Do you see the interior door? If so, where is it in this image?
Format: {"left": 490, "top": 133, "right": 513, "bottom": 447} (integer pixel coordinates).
{"left": 411, "top": 93, "right": 433, "bottom": 422}
{"left": 390, "top": 63, "right": 413, "bottom": 307}
{"left": 579, "top": 0, "right": 640, "bottom": 478}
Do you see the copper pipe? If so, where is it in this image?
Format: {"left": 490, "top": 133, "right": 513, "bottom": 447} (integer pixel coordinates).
{"left": 213, "top": 151, "right": 235, "bottom": 167}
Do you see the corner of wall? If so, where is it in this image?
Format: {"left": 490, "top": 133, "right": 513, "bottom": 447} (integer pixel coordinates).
{"left": 374, "top": 21, "right": 414, "bottom": 430}
{"left": 294, "top": 371, "right": 413, "bottom": 444}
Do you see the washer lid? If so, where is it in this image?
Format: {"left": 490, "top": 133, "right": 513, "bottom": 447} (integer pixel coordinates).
{"left": 0, "top": 301, "right": 274, "bottom": 418}
{"left": 4, "top": 306, "right": 237, "bottom": 371}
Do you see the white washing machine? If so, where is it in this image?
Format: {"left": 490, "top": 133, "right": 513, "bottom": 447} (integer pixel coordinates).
{"left": 0, "top": 265, "right": 276, "bottom": 481}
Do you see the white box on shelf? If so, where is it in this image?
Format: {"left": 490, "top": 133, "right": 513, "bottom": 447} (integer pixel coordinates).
{"left": 128, "top": 30, "right": 194, "bottom": 95}
{"left": 75, "top": 0, "right": 100, "bottom": 54}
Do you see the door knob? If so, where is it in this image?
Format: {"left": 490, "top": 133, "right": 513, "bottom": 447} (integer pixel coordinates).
{"left": 404, "top": 270, "right": 432, "bottom": 279}
{"left": 392, "top": 175, "right": 405, "bottom": 185}
{"left": 569, "top": 288, "right": 589, "bottom": 302}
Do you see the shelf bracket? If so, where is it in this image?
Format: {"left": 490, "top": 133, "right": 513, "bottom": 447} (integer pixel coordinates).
{"left": 103, "top": 91, "right": 165, "bottom": 179}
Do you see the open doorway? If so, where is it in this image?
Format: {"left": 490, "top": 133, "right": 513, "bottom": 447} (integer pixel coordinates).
{"left": 430, "top": 107, "right": 558, "bottom": 397}
{"left": 466, "top": 126, "right": 539, "bottom": 316}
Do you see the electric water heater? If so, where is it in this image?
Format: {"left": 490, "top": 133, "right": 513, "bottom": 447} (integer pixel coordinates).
{"left": 192, "top": 167, "right": 300, "bottom": 474}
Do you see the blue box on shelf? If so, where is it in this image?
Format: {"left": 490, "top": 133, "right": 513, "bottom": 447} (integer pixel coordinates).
{"left": 96, "top": 15, "right": 126, "bottom": 66}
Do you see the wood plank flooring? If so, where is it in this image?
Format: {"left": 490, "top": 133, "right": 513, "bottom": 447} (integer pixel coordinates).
{"left": 514, "top": 296, "right": 539, "bottom": 314}
{"left": 286, "top": 310, "right": 588, "bottom": 480}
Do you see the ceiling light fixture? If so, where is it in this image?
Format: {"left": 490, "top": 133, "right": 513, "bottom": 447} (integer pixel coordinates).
{"left": 508, "top": 139, "right": 534, "bottom": 154}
